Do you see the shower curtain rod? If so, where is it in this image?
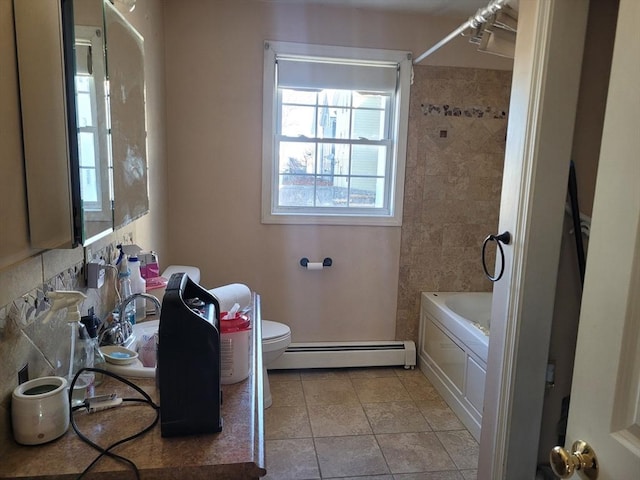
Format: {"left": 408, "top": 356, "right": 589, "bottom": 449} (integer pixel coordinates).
{"left": 413, "top": 0, "right": 510, "bottom": 64}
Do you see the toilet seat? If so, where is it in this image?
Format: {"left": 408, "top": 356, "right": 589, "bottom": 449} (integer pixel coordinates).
{"left": 161, "top": 265, "right": 201, "bottom": 284}
{"left": 262, "top": 320, "right": 290, "bottom": 341}
{"left": 262, "top": 320, "right": 291, "bottom": 354}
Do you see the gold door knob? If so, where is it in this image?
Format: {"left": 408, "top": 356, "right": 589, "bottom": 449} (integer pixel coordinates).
{"left": 550, "top": 440, "right": 599, "bottom": 479}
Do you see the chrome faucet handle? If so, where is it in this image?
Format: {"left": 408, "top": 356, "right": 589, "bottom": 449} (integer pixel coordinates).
{"left": 99, "top": 323, "right": 122, "bottom": 346}
{"left": 121, "top": 319, "right": 133, "bottom": 340}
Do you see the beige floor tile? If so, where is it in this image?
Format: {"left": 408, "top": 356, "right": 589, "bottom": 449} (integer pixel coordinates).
{"left": 394, "top": 367, "right": 429, "bottom": 379}
{"left": 399, "top": 375, "right": 442, "bottom": 402}
{"left": 376, "top": 432, "right": 455, "bottom": 474}
{"left": 393, "top": 471, "right": 463, "bottom": 479}
{"left": 363, "top": 401, "right": 431, "bottom": 434}
{"left": 265, "top": 405, "right": 312, "bottom": 439}
{"left": 264, "top": 438, "right": 320, "bottom": 480}
{"left": 315, "top": 435, "right": 390, "bottom": 477}
{"left": 264, "top": 367, "right": 477, "bottom": 480}
{"left": 353, "top": 377, "right": 412, "bottom": 403}
{"left": 436, "top": 430, "right": 479, "bottom": 470}
{"left": 270, "top": 379, "right": 306, "bottom": 407}
{"left": 460, "top": 469, "right": 477, "bottom": 480}
{"left": 329, "top": 476, "right": 393, "bottom": 480}
{"left": 299, "top": 368, "right": 351, "bottom": 380}
{"left": 348, "top": 366, "right": 400, "bottom": 379}
{"left": 415, "top": 398, "right": 465, "bottom": 431}
{"left": 302, "top": 378, "right": 359, "bottom": 405}
{"left": 268, "top": 369, "right": 301, "bottom": 383}
{"left": 308, "top": 403, "right": 372, "bottom": 437}
{"left": 396, "top": 370, "right": 434, "bottom": 385}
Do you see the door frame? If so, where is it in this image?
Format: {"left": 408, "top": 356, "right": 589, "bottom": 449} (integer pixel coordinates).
{"left": 478, "top": 1, "right": 590, "bottom": 478}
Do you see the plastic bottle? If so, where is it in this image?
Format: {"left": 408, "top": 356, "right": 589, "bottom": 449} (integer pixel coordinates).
{"left": 81, "top": 313, "right": 106, "bottom": 387}
{"left": 73, "top": 323, "right": 94, "bottom": 379}
{"left": 128, "top": 255, "right": 146, "bottom": 322}
{"left": 118, "top": 256, "right": 136, "bottom": 325}
{"left": 44, "top": 291, "right": 93, "bottom": 406}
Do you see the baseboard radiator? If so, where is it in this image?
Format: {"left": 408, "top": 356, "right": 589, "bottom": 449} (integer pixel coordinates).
{"left": 268, "top": 341, "right": 417, "bottom": 370}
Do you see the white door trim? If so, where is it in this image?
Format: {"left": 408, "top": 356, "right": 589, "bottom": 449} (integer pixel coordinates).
{"left": 479, "top": 1, "right": 590, "bottom": 478}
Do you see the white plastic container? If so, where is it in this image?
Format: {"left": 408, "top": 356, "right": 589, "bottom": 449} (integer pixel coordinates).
{"left": 220, "top": 314, "right": 251, "bottom": 384}
{"left": 12, "top": 376, "right": 70, "bottom": 445}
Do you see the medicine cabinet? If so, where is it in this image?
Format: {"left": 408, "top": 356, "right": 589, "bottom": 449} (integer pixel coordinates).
{"left": 104, "top": 0, "right": 149, "bottom": 229}
{"left": 12, "top": 0, "right": 148, "bottom": 250}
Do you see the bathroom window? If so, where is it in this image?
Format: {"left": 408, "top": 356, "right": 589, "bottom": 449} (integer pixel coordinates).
{"left": 262, "top": 41, "right": 411, "bottom": 226}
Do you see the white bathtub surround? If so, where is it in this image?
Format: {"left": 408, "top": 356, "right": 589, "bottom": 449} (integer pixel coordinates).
{"left": 418, "top": 292, "right": 491, "bottom": 441}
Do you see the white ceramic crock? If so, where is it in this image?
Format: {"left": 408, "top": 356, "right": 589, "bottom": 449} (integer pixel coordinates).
{"left": 11, "top": 376, "right": 70, "bottom": 445}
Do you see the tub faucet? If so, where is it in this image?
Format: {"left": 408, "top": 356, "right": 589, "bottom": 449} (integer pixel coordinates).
{"left": 99, "top": 293, "right": 162, "bottom": 346}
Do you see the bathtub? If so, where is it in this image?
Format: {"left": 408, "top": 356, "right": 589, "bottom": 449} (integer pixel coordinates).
{"left": 418, "top": 292, "right": 492, "bottom": 441}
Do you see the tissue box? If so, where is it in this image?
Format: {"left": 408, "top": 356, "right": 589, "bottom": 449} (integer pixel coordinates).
{"left": 138, "top": 252, "right": 160, "bottom": 279}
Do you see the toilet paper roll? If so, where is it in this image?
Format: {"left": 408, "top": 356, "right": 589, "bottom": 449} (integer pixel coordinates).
{"left": 306, "top": 262, "right": 324, "bottom": 270}
{"left": 208, "top": 283, "right": 252, "bottom": 312}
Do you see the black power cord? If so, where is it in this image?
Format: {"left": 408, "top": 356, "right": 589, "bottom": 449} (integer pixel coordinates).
{"left": 68, "top": 367, "right": 160, "bottom": 480}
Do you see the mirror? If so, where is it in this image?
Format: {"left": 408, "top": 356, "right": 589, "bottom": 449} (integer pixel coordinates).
{"left": 13, "top": 0, "right": 147, "bottom": 249}
{"left": 104, "top": 0, "right": 149, "bottom": 228}
{"left": 73, "top": 0, "right": 113, "bottom": 243}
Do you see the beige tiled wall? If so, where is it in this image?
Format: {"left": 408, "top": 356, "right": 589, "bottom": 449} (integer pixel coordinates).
{"left": 0, "top": 242, "right": 118, "bottom": 444}
{"left": 396, "top": 65, "right": 512, "bottom": 344}
{"left": 0, "top": 0, "right": 165, "bottom": 445}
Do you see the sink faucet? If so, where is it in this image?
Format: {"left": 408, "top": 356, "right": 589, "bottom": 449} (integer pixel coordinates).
{"left": 99, "top": 293, "right": 162, "bottom": 346}
{"left": 118, "top": 292, "right": 162, "bottom": 319}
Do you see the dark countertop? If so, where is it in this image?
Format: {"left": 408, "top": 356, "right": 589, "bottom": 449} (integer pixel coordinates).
{"left": 0, "top": 296, "right": 265, "bottom": 480}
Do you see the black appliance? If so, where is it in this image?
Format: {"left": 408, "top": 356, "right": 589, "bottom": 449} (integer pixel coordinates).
{"left": 158, "top": 272, "right": 222, "bottom": 436}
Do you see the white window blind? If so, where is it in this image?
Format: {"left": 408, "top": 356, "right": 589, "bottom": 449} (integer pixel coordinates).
{"left": 276, "top": 57, "right": 398, "bottom": 92}
{"left": 262, "top": 41, "right": 411, "bottom": 226}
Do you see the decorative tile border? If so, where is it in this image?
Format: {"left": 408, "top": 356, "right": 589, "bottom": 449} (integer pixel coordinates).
{"left": 421, "top": 103, "right": 508, "bottom": 119}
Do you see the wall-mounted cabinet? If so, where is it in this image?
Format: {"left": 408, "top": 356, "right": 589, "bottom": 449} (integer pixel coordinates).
{"left": 0, "top": 0, "right": 37, "bottom": 270}
{"left": 9, "top": 0, "right": 147, "bottom": 254}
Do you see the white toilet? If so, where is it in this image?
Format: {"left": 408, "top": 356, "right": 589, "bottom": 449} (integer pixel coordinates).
{"left": 161, "top": 265, "right": 201, "bottom": 284}
{"left": 261, "top": 320, "right": 291, "bottom": 408}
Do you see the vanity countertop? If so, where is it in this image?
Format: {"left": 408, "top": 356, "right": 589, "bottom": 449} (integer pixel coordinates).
{"left": 0, "top": 297, "right": 266, "bottom": 480}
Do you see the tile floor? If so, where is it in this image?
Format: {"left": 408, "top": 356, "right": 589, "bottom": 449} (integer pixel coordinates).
{"left": 264, "top": 366, "right": 479, "bottom": 480}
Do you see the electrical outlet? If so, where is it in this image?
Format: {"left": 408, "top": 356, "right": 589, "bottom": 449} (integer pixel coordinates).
{"left": 86, "top": 260, "right": 107, "bottom": 289}
{"left": 18, "top": 364, "right": 29, "bottom": 385}
{"left": 122, "top": 232, "right": 134, "bottom": 245}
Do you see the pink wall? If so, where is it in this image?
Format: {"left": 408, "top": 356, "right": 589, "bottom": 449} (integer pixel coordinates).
{"left": 162, "top": 0, "right": 511, "bottom": 341}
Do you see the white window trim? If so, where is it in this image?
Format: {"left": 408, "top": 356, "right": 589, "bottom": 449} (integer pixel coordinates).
{"left": 261, "top": 40, "right": 411, "bottom": 226}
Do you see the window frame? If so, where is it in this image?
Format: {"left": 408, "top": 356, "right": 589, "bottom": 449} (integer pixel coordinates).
{"left": 262, "top": 41, "right": 412, "bottom": 226}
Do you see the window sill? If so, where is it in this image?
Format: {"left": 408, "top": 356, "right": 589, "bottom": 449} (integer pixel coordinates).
{"left": 261, "top": 212, "right": 403, "bottom": 227}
